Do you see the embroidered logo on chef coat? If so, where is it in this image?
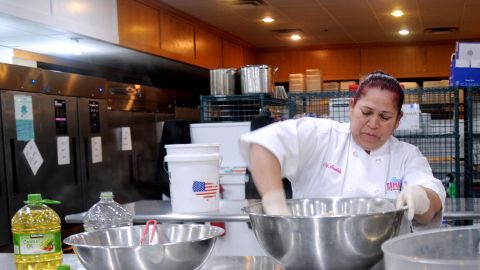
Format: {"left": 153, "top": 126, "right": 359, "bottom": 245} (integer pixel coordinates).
{"left": 385, "top": 177, "right": 402, "bottom": 192}
{"left": 323, "top": 162, "right": 342, "bottom": 174}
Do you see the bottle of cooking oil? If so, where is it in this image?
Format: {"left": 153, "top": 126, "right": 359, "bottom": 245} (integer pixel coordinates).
{"left": 11, "top": 194, "right": 62, "bottom": 270}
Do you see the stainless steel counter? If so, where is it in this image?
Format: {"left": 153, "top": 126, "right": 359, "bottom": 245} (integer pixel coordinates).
{"left": 1, "top": 253, "right": 282, "bottom": 270}
{"left": 65, "top": 198, "right": 480, "bottom": 224}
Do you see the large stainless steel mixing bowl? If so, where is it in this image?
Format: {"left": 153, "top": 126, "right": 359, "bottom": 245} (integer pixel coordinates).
{"left": 63, "top": 224, "right": 224, "bottom": 270}
{"left": 243, "top": 197, "right": 407, "bottom": 270}
{"left": 382, "top": 225, "right": 480, "bottom": 270}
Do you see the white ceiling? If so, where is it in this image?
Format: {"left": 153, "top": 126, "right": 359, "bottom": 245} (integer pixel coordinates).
{"left": 159, "top": 0, "right": 480, "bottom": 47}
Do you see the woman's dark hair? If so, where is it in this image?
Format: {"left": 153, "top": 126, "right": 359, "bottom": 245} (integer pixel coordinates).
{"left": 352, "top": 70, "right": 404, "bottom": 114}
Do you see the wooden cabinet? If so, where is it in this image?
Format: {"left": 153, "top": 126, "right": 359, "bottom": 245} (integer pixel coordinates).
{"left": 117, "top": 0, "right": 252, "bottom": 70}
{"left": 361, "top": 46, "right": 427, "bottom": 77}
{"left": 222, "top": 39, "right": 245, "bottom": 68}
{"left": 196, "top": 28, "right": 222, "bottom": 69}
{"left": 117, "top": 0, "right": 160, "bottom": 52}
{"left": 254, "top": 42, "right": 456, "bottom": 82}
{"left": 160, "top": 11, "right": 195, "bottom": 60}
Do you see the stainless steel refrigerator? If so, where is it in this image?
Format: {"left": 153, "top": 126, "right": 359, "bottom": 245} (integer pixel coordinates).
{"left": 0, "top": 90, "right": 84, "bottom": 220}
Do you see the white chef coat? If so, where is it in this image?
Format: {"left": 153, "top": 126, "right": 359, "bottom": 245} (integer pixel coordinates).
{"left": 239, "top": 117, "right": 446, "bottom": 222}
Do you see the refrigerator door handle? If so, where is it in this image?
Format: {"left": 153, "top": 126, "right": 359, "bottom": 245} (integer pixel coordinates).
{"left": 71, "top": 137, "right": 79, "bottom": 185}
{"left": 9, "top": 139, "right": 19, "bottom": 194}
{"left": 84, "top": 137, "right": 90, "bottom": 183}
{"left": 128, "top": 154, "right": 134, "bottom": 183}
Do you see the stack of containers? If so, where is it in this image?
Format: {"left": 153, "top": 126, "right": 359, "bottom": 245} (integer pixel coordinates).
{"left": 401, "top": 82, "right": 421, "bottom": 104}
{"left": 323, "top": 81, "right": 340, "bottom": 91}
{"left": 164, "top": 143, "right": 221, "bottom": 213}
{"left": 289, "top": 73, "right": 305, "bottom": 92}
{"left": 339, "top": 81, "right": 357, "bottom": 91}
{"left": 190, "top": 122, "right": 265, "bottom": 256}
{"left": 305, "top": 69, "right": 322, "bottom": 91}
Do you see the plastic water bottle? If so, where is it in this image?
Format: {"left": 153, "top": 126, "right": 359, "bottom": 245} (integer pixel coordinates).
{"left": 83, "top": 191, "right": 133, "bottom": 232}
{"left": 11, "top": 194, "right": 62, "bottom": 270}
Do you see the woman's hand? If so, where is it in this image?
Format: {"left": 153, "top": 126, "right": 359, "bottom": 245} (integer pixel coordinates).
{"left": 396, "top": 185, "right": 442, "bottom": 224}
{"left": 262, "top": 189, "right": 292, "bottom": 216}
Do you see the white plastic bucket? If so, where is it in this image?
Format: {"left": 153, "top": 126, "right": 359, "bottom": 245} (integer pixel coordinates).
{"left": 165, "top": 153, "right": 220, "bottom": 213}
{"left": 165, "top": 143, "right": 220, "bottom": 156}
{"left": 220, "top": 173, "right": 247, "bottom": 200}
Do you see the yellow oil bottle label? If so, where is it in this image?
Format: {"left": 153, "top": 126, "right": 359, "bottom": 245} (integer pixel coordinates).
{"left": 13, "top": 232, "right": 61, "bottom": 255}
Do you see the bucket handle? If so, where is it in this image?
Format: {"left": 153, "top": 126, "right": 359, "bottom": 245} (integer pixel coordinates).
{"left": 163, "top": 155, "right": 223, "bottom": 174}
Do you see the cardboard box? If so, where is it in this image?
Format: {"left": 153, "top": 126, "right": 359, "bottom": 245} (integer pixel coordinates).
{"left": 456, "top": 42, "right": 480, "bottom": 60}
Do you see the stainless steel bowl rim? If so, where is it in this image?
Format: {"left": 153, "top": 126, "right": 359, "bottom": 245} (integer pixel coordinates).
{"left": 381, "top": 224, "right": 480, "bottom": 265}
{"left": 63, "top": 225, "right": 225, "bottom": 249}
{"left": 242, "top": 198, "right": 408, "bottom": 218}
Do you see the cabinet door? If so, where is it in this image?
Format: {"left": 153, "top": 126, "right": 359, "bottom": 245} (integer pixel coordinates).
{"left": 117, "top": 0, "right": 160, "bottom": 52}
{"left": 161, "top": 11, "right": 195, "bottom": 60}
{"left": 222, "top": 39, "right": 245, "bottom": 68}
{"left": 196, "top": 28, "right": 222, "bottom": 69}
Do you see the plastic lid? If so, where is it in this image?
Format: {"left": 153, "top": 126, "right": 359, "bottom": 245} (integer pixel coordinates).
{"left": 100, "top": 191, "right": 114, "bottom": 199}
{"left": 57, "top": 265, "right": 71, "bottom": 270}
{"left": 24, "top": 194, "right": 61, "bottom": 205}
{"left": 164, "top": 153, "right": 221, "bottom": 162}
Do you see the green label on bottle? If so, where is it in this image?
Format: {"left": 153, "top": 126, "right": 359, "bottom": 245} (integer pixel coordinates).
{"left": 13, "top": 231, "right": 61, "bottom": 255}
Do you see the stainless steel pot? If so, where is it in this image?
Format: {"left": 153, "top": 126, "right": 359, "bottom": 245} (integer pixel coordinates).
{"left": 210, "top": 68, "right": 236, "bottom": 95}
{"left": 240, "top": 65, "right": 277, "bottom": 94}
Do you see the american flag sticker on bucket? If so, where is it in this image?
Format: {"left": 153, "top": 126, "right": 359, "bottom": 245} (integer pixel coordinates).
{"left": 192, "top": 180, "right": 218, "bottom": 199}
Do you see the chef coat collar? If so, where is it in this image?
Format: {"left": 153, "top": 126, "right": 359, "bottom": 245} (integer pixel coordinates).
{"left": 350, "top": 134, "right": 391, "bottom": 157}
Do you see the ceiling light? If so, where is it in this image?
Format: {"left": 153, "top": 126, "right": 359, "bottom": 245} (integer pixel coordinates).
{"left": 262, "top": 17, "right": 274, "bottom": 23}
{"left": 398, "top": 29, "right": 410, "bottom": 35}
{"left": 290, "top": 34, "right": 301, "bottom": 40}
{"left": 391, "top": 10, "right": 404, "bottom": 17}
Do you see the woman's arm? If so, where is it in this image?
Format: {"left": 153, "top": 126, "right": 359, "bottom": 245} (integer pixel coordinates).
{"left": 249, "top": 143, "right": 291, "bottom": 215}
{"left": 249, "top": 143, "right": 283, "bottom": 195}
{"left": 414, "top": 187, "right": 442, "bottom": 225}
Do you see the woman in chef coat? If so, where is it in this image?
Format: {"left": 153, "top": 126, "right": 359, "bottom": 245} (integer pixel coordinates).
{"left": 239, "top": 70, "right": 445, "bottom": 227}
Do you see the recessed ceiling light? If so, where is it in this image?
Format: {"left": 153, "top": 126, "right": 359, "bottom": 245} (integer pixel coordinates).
{"left": 399, "top": 29, "right": 410, "bottom": 35}
{"left": 290, "top": 34, "right": 301, "bottom": 40}
{"left": 262, "top": 17, "right": 274, "bottom": 23}
{"left": 391, "top": 10, "right": 404, "bottom": 17}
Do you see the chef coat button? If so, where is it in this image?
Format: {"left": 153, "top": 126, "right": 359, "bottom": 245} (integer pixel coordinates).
{"left": 376, "top": 158, "right": 381, "bottom": 164}
{"left": 374, "top": 189, "right": 380, "bottom": 194}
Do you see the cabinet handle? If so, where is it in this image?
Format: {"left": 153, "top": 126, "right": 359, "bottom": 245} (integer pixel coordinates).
{"left": 129, "top": 154, "right": 134, "bottom": 183}
{"left": 84, "top": 138, "right": 90, "bottom": 183}
{"left": 71, "top": 137, "right": 78, "bottom": 185}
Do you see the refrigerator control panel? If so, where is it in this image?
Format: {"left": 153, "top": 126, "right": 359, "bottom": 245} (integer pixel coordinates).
{"left": 54, "top": 99, "right": 68, "bottom": 135}
{"left": 89, "top": 101, "right": 100, "bottom": 133}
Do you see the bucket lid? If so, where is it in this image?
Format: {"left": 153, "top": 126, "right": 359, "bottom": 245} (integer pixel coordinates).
{"left": 165, "top": 153, "right": 221, "bottom": 162}
{"left": 165, "top": 143, "right": 220, "bottom": 149}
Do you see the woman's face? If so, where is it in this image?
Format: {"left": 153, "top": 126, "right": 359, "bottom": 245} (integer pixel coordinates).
{"left": 349, "top": 87, "right": 403, "bottom": 151}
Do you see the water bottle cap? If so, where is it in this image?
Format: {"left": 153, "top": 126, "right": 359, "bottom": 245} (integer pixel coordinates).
{"left": 24, "top": 193, "right": 61, "bottom": 205}
{"left": 57, "top": 265, "right": 71, "bottom": 270}
{"left": 100, "top": 191, "right": 114, "bottom": 199}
